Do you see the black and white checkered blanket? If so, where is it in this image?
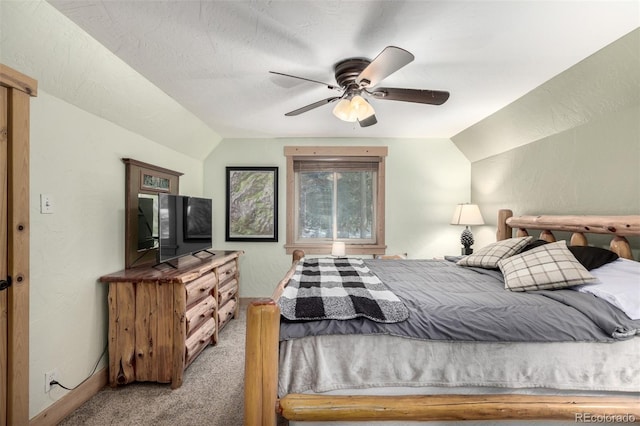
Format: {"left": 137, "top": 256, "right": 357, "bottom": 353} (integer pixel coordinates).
{"left": 278, "top": 257, "right": 409, "bottom": 323}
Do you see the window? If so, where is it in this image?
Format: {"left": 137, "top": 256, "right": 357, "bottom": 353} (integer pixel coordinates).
{"left": 285, "top": 146, "right": 387, "bottom": 255}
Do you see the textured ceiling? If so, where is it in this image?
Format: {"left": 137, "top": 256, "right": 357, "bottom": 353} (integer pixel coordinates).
{"left": 44, "top": 0, "right": 639, "bottom": 142}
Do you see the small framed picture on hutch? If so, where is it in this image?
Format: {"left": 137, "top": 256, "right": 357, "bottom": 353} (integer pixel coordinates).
{"left": 141, "top": 173, "right": 171, "bottom": 192}
{"left": 225, "top": 166, "right": 278, "bottom": 242}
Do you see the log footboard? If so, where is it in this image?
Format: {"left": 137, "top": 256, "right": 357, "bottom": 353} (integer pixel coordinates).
{"left": 278, "top": 394, "right": 640, "bottom": 423}
{"left": 244, "top": 295, "right": 640, "bottom": 424}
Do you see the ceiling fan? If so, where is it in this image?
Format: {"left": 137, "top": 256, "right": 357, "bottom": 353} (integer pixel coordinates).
{"left": 270, "top": 46, "right": 450, "bottom": 127}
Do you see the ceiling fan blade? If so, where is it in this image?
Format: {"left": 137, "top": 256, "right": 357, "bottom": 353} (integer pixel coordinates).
{"left": 284, "top": 97, "right": 341, "bottom": 116}
{"left": 270, "top": 71, "right": 341, "bottom": 91}
{"left": 358, "top": 114, "right": 377, "bottom": 127}
{"left": 356, "top": 46, "right": 414, "bottom": 88}
{"left": 371, "top": 88, "right": 450, "bottom": 105}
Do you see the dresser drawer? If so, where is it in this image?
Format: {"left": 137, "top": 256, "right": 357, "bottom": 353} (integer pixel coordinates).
{"left": 217, "top": 261, "right": 237, "bottom": 284}
{"left": 185, "top": 295, "right": 216, "bottom": 336}
{"left": 185, "top": 272, "right": 217, "bottom": 306}
{"left": 185, "top": 316, "right": 216, "bottom": 366}
{"left": 218, "top": 298, "right": 237, "bottom": 330}
{"left": 218, "top": 278, "right": 238, "bottom": 306}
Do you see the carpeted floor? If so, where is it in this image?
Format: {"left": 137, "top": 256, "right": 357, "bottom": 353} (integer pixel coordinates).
{"left": 59, "top": 300, "right": 250, "bottom": 426}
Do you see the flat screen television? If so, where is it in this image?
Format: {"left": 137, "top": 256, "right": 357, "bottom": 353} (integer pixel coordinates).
{"left": 157, "top": 193, "right": 213, "bottom": 265}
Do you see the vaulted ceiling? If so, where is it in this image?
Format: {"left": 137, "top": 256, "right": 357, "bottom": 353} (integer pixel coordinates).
{"left": 46, "top": 1, "right": 638, "bottom": 141}
{"left": 1, "top": 1, "right": 638, "bottom": 161}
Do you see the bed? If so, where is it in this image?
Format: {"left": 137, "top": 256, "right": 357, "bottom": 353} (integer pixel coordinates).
{"left": 244, "top": 209, "right": 640, "bottom": 425}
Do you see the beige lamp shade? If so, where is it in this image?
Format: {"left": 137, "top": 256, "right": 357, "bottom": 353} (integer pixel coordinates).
{"left": 451, "top": 203, "right": 485, "bottom": 226}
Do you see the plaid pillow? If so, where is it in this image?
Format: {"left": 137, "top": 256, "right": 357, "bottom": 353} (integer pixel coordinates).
{"left": 498, "top": 240, "right": 596, "bottom": 292}
{"left": 457, "top": 236, "right": 533, "bottom": 269}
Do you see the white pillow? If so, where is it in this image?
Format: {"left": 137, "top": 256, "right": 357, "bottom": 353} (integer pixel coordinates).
{"left": 498, "top": 240, "right": 596, "bottom": 292}
{"left": 456, "top": 236, "right": 533, "bottom": 269}
{"left": 574, "top": 258, "right": 640, "bottom": 320}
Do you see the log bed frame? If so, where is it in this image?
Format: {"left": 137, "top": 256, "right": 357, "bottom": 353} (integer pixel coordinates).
{"left": 244, "top": 209, "right": 640, "bottom": 425}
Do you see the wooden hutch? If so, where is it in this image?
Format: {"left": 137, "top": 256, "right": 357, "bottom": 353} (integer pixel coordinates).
{"left": 99, "top": 159, "right": 242, "bottom": 388}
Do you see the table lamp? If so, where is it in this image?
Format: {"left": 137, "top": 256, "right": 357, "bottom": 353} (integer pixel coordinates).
{"left": 451, "top": 204, "right": 484, "bottom": 255}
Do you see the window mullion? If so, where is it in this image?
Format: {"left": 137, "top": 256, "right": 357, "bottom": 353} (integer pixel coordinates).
{"left": 332, "top": 171, "right": 338, "bottom": 240}
{"left": 360, "top": 172, "right": 365, "bottom": 239}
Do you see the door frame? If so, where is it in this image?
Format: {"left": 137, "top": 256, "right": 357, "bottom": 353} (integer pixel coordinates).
{"left": 1, "top": 64, "right": 37, "bottom": 425}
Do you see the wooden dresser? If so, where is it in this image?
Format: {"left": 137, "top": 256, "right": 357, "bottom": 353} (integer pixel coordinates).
{"left": 99, "top": 250, "right": 242, "bottom": 389}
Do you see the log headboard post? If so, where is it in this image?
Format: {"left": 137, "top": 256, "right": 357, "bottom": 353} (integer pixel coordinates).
{"left": 496, "top": 209, "right": 513, "bottom": 241}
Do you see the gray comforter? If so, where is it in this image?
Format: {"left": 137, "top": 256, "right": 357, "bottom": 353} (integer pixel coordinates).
{"left": 279, "top": 259, "right": 640, "bottom": 343}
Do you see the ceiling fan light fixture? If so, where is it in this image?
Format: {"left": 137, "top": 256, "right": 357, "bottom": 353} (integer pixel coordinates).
{"left": 332, "top": 95, "right": 375, "bottom": 122}
{"left": 332, "top": 98, "right": 357, "bottom": 122}
{"left": 351, "top": 95, "right": 375, "bottom": 120}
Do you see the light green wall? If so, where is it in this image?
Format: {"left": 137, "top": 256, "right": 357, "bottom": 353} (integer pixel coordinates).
{"left": 465, "top": 29, "right": 640, "bottom": 255}
{"left": 204, "top": 138, "right": 471, "bottom": 297}
{"left": 28, "top": 90, "right": 204, "bottom": 418}
{"left": 453, "top": 28, "right": 640, "bottom": 163}
{"left": 471, "top": 104, "right": 640, "bottom": 252}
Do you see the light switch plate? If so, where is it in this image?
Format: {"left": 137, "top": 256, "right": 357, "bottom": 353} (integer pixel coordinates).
{"left": 40, "top": 194, "right": 54, "bottom": 214}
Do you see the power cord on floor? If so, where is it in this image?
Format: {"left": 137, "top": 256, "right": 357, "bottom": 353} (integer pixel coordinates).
{"left": 49, "top": 344, "right": 108, "bottom": 391}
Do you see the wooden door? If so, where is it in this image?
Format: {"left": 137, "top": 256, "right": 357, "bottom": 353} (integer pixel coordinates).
{"left": 0, "top": 64, "right": 36, "bottom": 426}
{"left": 1, "top": 84, "right": 8, "bottom": 426}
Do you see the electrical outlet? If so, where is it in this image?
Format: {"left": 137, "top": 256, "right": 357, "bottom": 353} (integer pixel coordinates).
{"left": 44, "top": 369, "right": 59, "bottom": 393}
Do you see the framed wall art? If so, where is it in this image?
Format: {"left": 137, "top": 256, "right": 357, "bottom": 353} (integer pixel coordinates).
{"left": 226, "top": 166, "right": 278, "bottom": 242}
